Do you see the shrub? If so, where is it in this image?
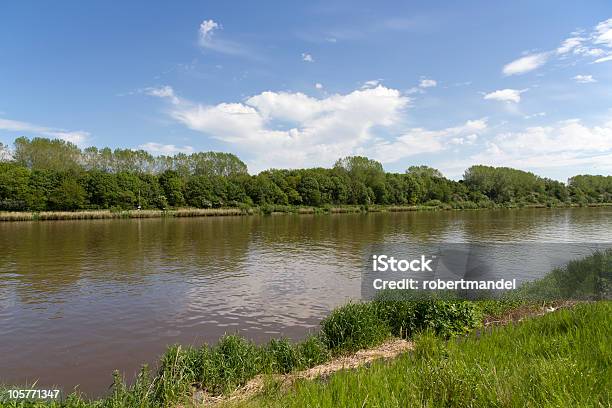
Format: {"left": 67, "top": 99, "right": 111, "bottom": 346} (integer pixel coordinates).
{"left": 419, "top": 300, "right": 482, "bottom": 338}
{"left": 373, "top": 298, "right": 483, "bottom": 339}
{"left": 423, "top": 199, "right": 443, "bottom": 207}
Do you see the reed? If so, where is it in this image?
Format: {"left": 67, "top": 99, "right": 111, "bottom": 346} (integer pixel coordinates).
{"left": 0, "top": 208, "right": 249, "bottom": 222}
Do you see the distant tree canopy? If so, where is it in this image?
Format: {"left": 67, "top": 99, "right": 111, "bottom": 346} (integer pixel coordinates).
{"left": 406, "top": 165, "right": 444, "bottom": 179}
{"left": 0, "top": 137, "right": 609, "bottom": 211}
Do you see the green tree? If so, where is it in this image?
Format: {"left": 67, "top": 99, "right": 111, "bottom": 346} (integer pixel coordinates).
{"left": 14, "top": 137, "right": 82, "bottom": 171}
{"left": 48, "top": 172, "right": 86, "bottom": 210}
{"left": 158, "top": 170, "right": 185, "bottom": 207}
{"left": 298, "top": 175, "right": 322, "bottom": 206}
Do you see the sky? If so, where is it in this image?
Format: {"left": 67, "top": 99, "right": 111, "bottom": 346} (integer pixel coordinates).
{"left": 1, "top": 1, "right": 612, "bottom": 180}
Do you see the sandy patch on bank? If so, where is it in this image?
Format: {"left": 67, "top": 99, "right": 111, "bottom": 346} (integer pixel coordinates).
{"left": 191, "top": 338, "right": 413, "bottom": 406}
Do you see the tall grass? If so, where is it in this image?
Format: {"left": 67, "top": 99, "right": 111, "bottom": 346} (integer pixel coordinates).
{"left": 320, "top": 302, "right": 390, "bottom": 354}
{"left": 244, "top": 302, "right": 612, "bottom": 407}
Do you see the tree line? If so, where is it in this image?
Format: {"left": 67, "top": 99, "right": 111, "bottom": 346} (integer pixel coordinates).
{"left": 0, "top": 137, "right": 610, "bottom": 211}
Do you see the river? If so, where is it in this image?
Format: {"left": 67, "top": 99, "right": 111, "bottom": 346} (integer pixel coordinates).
{"left": 0, "top": 207, "right": 610, "bottom": 396}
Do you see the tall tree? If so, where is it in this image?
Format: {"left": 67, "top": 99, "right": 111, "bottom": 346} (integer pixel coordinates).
{"left": 13, "top": 137, "right": 82, "bottom": 171}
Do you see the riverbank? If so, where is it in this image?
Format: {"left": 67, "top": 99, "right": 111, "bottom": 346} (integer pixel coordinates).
{"left": 1, "top": 250, "right": 609, "bottom": 407}
{"left": 234, "top": 301, "right": 611, "bottom": 408}
{"left": 1, "top": 202, "right": 611, "bottom": 222}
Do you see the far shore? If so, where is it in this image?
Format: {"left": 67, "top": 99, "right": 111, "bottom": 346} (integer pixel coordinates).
{"left": 1, "top": 202, "right": 611, "bottom": 222}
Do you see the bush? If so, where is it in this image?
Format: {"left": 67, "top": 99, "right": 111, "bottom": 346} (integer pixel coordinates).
{"left": 374, "top": 299, "right": 482, "bottom": 339}
{"left": 419, "top": 300, "right": 482, "bottom": 338}
{"left": 423, "top": 199, "right": 443, "bottom": 207}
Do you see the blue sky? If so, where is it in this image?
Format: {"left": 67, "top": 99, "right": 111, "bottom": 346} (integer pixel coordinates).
{"left": 1, "top": 1, "right": 611, "bottom": 180}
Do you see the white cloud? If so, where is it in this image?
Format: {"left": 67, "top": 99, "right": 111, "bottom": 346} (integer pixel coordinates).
{"left": 483, "top": 89, "right": 527, "bottom": 103}
{"left": 593, "top": 18, "right": 612, "bottom": 47}
{"left": 505, "top": 18, "right": 612, "bottom": 74}
{"left": 419, "top": 78, "right": 437, "bottom": 88}
{"left": 315, "top": 83, "right": 323, "bottom": 89}
{"left": 442, "top": 118, "right": 612, "bottom": 175}
{"left": 301, "top": 52, "right": 314, "bottom": 62}
{"left": 199, "top": 19, "right": 219, "bottom": 42}
{"left": 362, "top": 79, "right": 381, "bottom": 89}
{"left": 0, "top": 118, "right": 90, "bottom": 146}
{"left": 149, "top": 85, "right": 418, "bottom": 170}
{"left": 557, "top": 37, "right": 584, "bottom": 54}
{"left": 144, "top": 86, "right": 180, "bottom": 104}
{"left": 197, "top": 19, "right": 251, "bottom": 57}
{"left": 573, "top": 74, "right": 596, "bottom": 83}
{"left": 138, "top": 142, "right": 194, "bottom": 155}
{"left": 524, "top": 112, "right": 547, "bottom": 119}
{"left": 370, "top": 119, "right": 487, "bottom": 163}
{"left": 502, "top": 53, "right": 549, "bottom": 75}
{"left": 594, "top": 55, "right": 612, "bottom": 63}
{"left": 494, "top": 120, "right": 612, "bottom": 154}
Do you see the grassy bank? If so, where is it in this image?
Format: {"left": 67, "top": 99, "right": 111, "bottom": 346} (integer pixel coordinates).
{"left": 240, "top": 301, "right": 611, "bottom": 407}
{"left": 1, "top": 251, "right": 610, "bottom": 407}
{"left": 1, "top": 202, "right": 610, "bottom": 222}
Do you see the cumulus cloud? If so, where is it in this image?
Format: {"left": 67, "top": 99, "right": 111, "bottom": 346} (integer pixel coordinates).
{"left": 315, "top": 83, "right": 323, "bottom": 89}
{"left": 419, "top": 78, "right": 437, "bottom": 88}
{"left": 502, "top": 53, "right": 549, "bottom": 76}
{"left": 573, "top": 74, "right": 596, "bottom": 83}
{"left": 138, "top": 142, "right": 194, "bottom": 155}
{"left": 483, "top": 89, "right": 527, "bottom": 103}
{"left": 148, "top": 85, "right": 483, "bottom": 170}
{"left": 0, "top": 118, "right": 90, "bottom": 146}
{"left": 301, "top": 52, "right": 314, "bottom": 62}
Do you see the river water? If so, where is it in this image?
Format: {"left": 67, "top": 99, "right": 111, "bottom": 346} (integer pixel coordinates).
{"left": 0, "top": 208, "right": 610, "bottom": 396}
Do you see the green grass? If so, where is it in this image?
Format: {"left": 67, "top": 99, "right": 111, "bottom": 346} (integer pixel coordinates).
{"left": 239, "top": 302, "right": 612, "bottom": 408}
